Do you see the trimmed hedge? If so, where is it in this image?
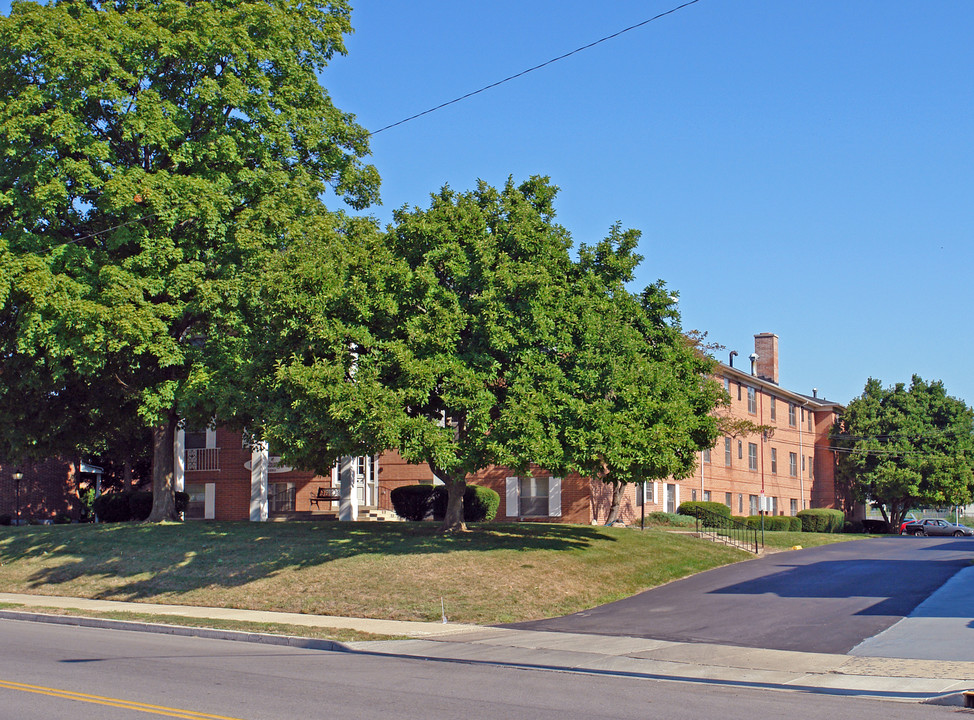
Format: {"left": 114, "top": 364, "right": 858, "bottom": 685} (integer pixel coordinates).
{"left": 129, "top": 491, "right": 153, "bottom": 521}
{"left": 432, "top": 484, "right": 501, "bottom": 522}
{"left": 677, "top": 501, "right": 731, "bottom": 519}
{"left": 93, "top": 492, "right": 133, "bottom": 522}
{"left": 92, "top": 490, "right": 191, "bottom": 523}
{"left": 458, "top": 485, "right": 500, "bottom": 522}
{"left": 743, "top": 515, "right": 802, "bottom": 531}
{"left": 390, "top": 485, "right": 435, "bottom": 521}
{"left": 175, "top": 491, "right": 189, "bottom": 516}
{"left": 645, "top": 512, "right": 697, "bottom": 527}
{"left": 860, "top": 518, "right": 889, "bottom": 534}
{"left": 797, "top": 508, "right": 845, "bottom": 533}
{"left": 392, "top": 483, "right": 501, "bottom": 522}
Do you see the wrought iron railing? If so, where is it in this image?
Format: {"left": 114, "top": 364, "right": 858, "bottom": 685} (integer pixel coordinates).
{"left": 695, "top": 508, "right": 762, "bottom": 554}
{"left": 185, "top": 448, "right": 220, "bottom": 472}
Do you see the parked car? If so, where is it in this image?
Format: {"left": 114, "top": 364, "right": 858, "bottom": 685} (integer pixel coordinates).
{"left": 898, "top": 513, "right": 919, "bottom": 534}
{"left": 901, "top": 518, "right": 974, "bottom": 537}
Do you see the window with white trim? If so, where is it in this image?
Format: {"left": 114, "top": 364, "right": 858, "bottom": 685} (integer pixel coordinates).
{"left": 185, "top": 483, "right": 206, "bottom": 519}
{"left": 748, "top": 443, "right": 758, "bottom": 471}
{"left": 519, "top": 476, "right": 549, "bottom": 517}
{"left": 747, "top": 386, "right": 756, "bottom": 414}
{"left": 268, "top": 482, "right": 295, "bottom": 512}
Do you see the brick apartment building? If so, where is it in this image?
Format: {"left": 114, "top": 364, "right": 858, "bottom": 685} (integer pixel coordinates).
{"left": 173, "top": 332, "right": 844, "bottom": 525}
{"left": 0, "top": 458, "right": 83, "bottom": 524}
{"left": 2, "top": 333, "right": 845, "bottom": 525}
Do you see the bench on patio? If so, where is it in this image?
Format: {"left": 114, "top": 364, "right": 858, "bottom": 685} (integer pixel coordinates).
{"left": 309, "top": 486, "right": 341, "bottom": 509}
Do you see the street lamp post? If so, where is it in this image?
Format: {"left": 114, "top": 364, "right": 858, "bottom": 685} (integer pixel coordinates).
{"left": 12, "top": 472, "right": 23, "bottom": 526}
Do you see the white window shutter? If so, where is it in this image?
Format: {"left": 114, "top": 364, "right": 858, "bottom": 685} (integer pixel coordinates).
{"left": 548, "top": 477, "right": 562, "bottom": 517}
{"left": 506, "top": 477, "right": 519, "bottom": 517}
{"left": 674, "top": 483, "right": 680, "bottom": 510}
{"left": 651, "top": 482, "right": 658, "bottom": 505}
{"left": 204, "top": 483, "right": 216, "bottom": 520}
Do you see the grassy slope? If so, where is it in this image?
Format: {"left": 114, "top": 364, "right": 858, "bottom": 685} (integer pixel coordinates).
{"left": 0, "top": 522, "right": 869, "bottom": 625}
{"left": 0, "top": 522, "right": 756, "bottom": 624}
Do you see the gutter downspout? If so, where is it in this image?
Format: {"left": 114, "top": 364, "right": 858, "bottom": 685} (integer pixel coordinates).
{"left": 799, "top": 403, "right": 806, "bottom": 510}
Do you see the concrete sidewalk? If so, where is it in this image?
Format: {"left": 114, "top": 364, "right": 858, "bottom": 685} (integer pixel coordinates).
{"left": 1, "top": 592, "right": 972, "bottom": 704}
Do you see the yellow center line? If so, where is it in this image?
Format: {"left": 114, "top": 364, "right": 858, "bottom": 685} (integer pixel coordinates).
{"left": 0, "top": 678, "right": 248, "bottom": 720}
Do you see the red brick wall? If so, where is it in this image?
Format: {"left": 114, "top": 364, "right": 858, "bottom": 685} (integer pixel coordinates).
{"left": 698, "top": 375, "right": 838, "bottom": 517}
{"left": 184, "top": 429, "right": 333, "bottom": 520}
{"left": 0, "top": 459, "right": 80, "bottom": 522}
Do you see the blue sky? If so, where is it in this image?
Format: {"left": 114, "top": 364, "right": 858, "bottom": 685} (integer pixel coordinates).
{"left": 6, "top": 1, "right": 973, "bottom": 407}
{"left": 321, "top": 1, "right": 974, "bottom": 407}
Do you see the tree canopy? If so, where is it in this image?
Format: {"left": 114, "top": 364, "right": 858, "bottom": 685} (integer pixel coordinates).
{"left": 0, "top": 0, "right": 378, "bottom": 518}
{"left": 833, "top": 375, "right": 974, "bottom": 531}
{"left": 254, "top": 177, "right": 724, "bottom": 531}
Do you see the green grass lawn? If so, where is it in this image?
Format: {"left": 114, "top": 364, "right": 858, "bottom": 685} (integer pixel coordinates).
{"left": 0, "top": 522, "right": 870, "bottom": 626}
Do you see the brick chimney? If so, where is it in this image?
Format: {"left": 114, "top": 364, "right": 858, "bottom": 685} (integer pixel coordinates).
{"left": 754, "top": 333, "right": 778, "bottom": 384}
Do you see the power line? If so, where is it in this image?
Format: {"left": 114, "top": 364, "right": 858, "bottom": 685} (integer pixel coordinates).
{"left": 369, "top": 0, "right": 705, "bottom": 136}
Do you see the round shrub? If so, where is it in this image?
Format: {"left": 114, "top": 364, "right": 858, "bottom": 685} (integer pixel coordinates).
{"left": 462, "top": 485, "right": 500, "bottom": 522}
{"left": 93, "top": 492, "right": 133, "bottom": 522}
{"left": 129, "top": 491, "right": 153, "bottom": 521}
{"left": 787, "top": 516, "right": 802, "bottom": 532}
{"left": 797, "top": 508, "right": 845, "bottom": 533}
{"left": 431, "top": 484, "right": 500, "bottom": 522}
{"left": 174, "top": 491, "right": 189, "bottom": 516}
{"left": 677, "top": 501, "right": 731, "bottom": 519}
{"left": 390, "top": 485, "right": 436, "bottom": 521}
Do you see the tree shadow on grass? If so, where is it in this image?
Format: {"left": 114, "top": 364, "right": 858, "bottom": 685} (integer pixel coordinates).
{"left": 0, "top": 521, "right": 616, "bottom": 601}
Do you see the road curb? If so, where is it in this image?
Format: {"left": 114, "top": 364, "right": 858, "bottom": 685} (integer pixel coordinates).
{"left": 0, "top": 609, "right": 350, "bottom": 652}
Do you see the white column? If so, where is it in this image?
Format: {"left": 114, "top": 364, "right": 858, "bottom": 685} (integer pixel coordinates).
{"left": 339, "top": 456, "right": 358, "bottom": 521}
{"left": 250, "top": 443, "right": 268, "bottom": 522}
{"left": 173, "top": 428, "right": 186, "bottom": 492}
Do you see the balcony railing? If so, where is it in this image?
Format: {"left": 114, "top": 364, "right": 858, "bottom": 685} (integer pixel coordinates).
{"left": 185, "top": 447, "right": 220, "bottom": 472}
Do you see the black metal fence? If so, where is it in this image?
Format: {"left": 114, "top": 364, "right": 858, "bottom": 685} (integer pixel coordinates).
{"left": 694, "top": 508, "right": 762, "bottom": 554}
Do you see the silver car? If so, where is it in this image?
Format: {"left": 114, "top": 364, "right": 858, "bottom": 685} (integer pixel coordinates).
{"left": 902, "top": 518, "right": 974, "bottom": 537}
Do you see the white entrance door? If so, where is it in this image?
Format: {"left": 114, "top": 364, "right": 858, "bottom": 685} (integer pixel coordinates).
{"left": 666, "top": 483, "right": 677, "bottom": 513}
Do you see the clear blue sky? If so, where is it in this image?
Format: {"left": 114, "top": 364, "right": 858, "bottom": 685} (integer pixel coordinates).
{"left": 6, "top": 1, "right": 973, "bottom": 407}
{"left": 322, "top": 0, "right": 974, "bottom": 407}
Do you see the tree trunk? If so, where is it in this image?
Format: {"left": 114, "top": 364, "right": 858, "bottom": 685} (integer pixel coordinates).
{"left": 604, "top": 480, "right": 625, "bottom": 525}
{"left": 146, "top": 412, "right": 179, "bottom": 522}
{"left": 440, "top": 476, "right": 467, "bottom": 533}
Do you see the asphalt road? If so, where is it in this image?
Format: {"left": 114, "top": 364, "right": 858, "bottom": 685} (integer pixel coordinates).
{"left": 0, "top": 620, "right": 957, "bottom": 719}
{"left": 509, "top": 536, "right": 974, "bottom": 654}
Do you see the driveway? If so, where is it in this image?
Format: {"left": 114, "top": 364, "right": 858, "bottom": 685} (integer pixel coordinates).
{"left": 507, "top": 536, "right": 973, "bottom": 654}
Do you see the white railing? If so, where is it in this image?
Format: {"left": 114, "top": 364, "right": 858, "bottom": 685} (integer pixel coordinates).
{"left": 186, "top": 448, "right": 220, "bottom": 472}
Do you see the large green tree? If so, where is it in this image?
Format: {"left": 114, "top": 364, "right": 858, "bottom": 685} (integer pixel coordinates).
{"left": 0, "top": 0, "right": 378, "bottom": 519}
{"left": 255, "top": 177, "right": 724, "bottom": 531}
{"left": 833, "top": 376, "right": 974, "bottom": 531}
{"left": 562, "top": 226, "right": 724, "bottom": 524}
{"left": 257, "top": 178, "right": 578, "bottom": 531}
